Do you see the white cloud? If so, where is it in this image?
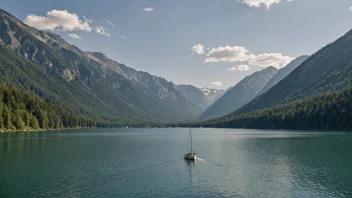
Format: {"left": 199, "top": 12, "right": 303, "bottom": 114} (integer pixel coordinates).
{"left": 192, "top": 44, "right": 205, "bottom": 55}
{"left": 248, "top": 53, "right": 293, "bottom": 68}
{"left": 205, "top": 46, "right": 252, "bottom": 63}
{"left": 144, "top": 7, "right": 154, "bottom": 12}
{"left": 121, "top": 36, "right": 126, "bottom": 39}
{"left": 68, "top": 33, "right": 82, "bottom": 39}
{"left": 202, "top": 45, "right": 293, "bottom": 68}
{"left": 228, "top": 64, "right": 251, "bottom": 71}
{"left": 95, "top": 26, "right": 111, "bottom": 36}
{"left": 350, "top": 6, "right": 352, "bottom": 12}
{"left": 106, "top": 21, "right": 115, "bottom": 27}
{"left": 24, "top": 10, "right": 91, "bottom": 31}
{"left": 211, "top": 81, "right": 223, "bottom": 87}
{"left": 244, "top": 0, "right": 281, "bottom": 9}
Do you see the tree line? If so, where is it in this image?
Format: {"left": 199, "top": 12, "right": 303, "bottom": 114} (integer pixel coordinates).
{"left": 0, "top": 83, "right": 96, "bottom": 131}
{"left": 181, "top": 87, "right": 352, "bottom": 131}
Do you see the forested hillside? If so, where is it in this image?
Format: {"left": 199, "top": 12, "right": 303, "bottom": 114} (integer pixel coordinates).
{"left": 0, "top": 83, "right": 94, "bottom": 131}
{"left": 0, "top": 8, "right": 200, "bottom": 124}
{"left": 190, "top": 87, "right": 352, "bottom": 130}
{"left": 235, "top": 29, "right": 352, "bottom": 116}
{"left": 199, "top": 67, "right": 278, "bottom": 120}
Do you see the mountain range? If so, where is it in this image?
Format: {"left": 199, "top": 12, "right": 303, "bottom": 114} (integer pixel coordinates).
{"left": 0, "top": 8, "right": 202, "bottom": 124}
{"left": 1, "top": 7, "right": 352, "bottom": 130}
{"left": 185, "top": 86, "right": 352, "bottom": 131}
{"left": 195, "top": 26, "right": 352, "bottom": 130}
{"left": 198, "top": 66, "right": 278, "bottom": 120}
{"left": 233, "top": 28, "right": 352, "bottom": 116}
{"left": 175, "top": 85, "right": 226, "bottom": 112}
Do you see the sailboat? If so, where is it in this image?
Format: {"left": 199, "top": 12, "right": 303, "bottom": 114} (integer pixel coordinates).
{"left": 184, "top": 128, "right": 197, "bottom": 160}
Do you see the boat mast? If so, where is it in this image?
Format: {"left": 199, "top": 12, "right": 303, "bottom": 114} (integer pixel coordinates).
{"left": 189, "top": 127, "right": 192, "bottom": 152}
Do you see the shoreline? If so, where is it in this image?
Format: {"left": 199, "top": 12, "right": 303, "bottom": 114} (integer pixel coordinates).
{"left": 0, "top": 127, "right": 94, "bottom": 133}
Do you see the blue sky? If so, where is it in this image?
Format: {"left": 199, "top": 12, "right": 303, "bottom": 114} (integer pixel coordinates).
{"left": 2, "top": 0, "right": 352, "bottom": 88}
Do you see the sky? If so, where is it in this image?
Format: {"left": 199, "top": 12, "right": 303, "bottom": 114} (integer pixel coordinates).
{"left": 2, "top": 0, "right": 352, "bottom": 89}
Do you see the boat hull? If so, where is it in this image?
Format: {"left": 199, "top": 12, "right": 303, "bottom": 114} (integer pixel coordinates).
{"left": 184, "top": 154, "right": 197, "bottom": 161}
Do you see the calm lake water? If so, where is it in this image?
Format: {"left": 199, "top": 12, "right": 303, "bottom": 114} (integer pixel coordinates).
{"left": 0, "top": 128, "right": 351, "bottom": 198}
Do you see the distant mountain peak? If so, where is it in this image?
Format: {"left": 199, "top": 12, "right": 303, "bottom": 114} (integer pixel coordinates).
{"left": 200, "top": 87, "right": 224, "bottom": 96}
{"left": 199, "top": 67, "right": 278, "bottom": 120}
{"left": 256, "top": 55, "right": 309, "bottom": 96}
{"left": 175, "top": 85, "right": 227, "bottom": 112}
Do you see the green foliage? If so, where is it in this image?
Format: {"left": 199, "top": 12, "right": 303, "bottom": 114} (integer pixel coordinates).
{"left": 0, "top": 97, "right": 3, "bottom": 129}
{"left": 2, "top": 104, "right": 13, "bottom": 129}
{"left": 0, "top": 83, "right": 94, "bottom": 130}
{"left": 189, "top": 87, "right": 352, "bottom": 131}
{"left": 38, "top": 110, "right": 48, "bottom": 129}
{"left": 12, "top": 109, "right": 25, "bottom": 130}
{"left": 0, "top": 8, "right": 201, "bottom": 124}
{"left": 22, "top": 111, "right": 30, "bottom": 127}
{"left": 30, "top": 114, "right": 39, "bottom": 130}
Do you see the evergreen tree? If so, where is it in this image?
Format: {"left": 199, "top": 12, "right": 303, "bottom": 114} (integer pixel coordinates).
{"left": 38, "top": 110, "right": 48, "bottom": 129}
{"left": 30, "top": 114, "right": 39, "bottom": 130}
{"left": 2, "top": 104, "right": 12, "bottom": 129}
{"left": 22, "top": 111, "right": 30, "bottom": 127}
{"left": 12, "top": 109, "right": 25, "bottom": 130}
{"left": 0, "top": 84, "right": 94, "bottom": 130}
{"left": 0, "top": 100, "right": 3, "bottom": 129}
{"left": 189, "top": 87, "right": 352, "bottom": 131}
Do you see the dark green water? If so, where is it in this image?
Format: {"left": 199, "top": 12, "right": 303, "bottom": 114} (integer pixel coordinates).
{"left": 0, "top": 128, "right": 351, "bottom": 198}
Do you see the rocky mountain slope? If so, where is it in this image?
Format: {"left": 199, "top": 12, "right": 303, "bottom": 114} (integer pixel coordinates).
{"left": 257, "top": 55, "right": 309, "bottom": 96}
{"left": 175, "top": 85, "right": 226, "bottom": 112}
{"left": 234, "top": 28, "right": 352, "bottom": 116}
{"left": 199, "top": 67, "right": 278, "bottom": 120}
{"left": 200, "top": 87, "right": 227, "bottom": 106}
{"left": 0, "top": 8, "right": 201, "bottom": 124}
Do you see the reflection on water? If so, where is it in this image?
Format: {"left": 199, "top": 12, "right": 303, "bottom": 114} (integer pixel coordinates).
{"left": 184, "top": 159, "right": 196, "bottom": 167}
{"left": 184, "top": 159, "right": 196, "bottom": 187}
{"left": 0, "top": 128, "right": 352, "bottom": 198}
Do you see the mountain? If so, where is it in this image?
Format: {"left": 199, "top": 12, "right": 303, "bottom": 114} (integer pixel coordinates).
{"left": 200, "top": 87, "right": 227, "bottom": 106}
{"left": 257, "top": 55, "right": 309, "bottom": 96}
{"left": 0, "top": 8, "right": 201, "bottom": 124}
{"left": 175, "top": 85, "right": 226, "bottom": 112}
{"left": 234, "top": 28, "right": 352, "bottom": 116}
{"left": 198, "top": 66, "right": 278, "bottom": 120}
{"left": 187, "top": 87, "right": 352, "bottom": 131}
{"left": 175, "top": 85, "right": 208, "bottom": 111}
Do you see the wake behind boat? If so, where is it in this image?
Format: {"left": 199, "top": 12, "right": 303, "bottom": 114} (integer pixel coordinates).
{"left": 184, "top": 128, "right": 196, "bottom": 160}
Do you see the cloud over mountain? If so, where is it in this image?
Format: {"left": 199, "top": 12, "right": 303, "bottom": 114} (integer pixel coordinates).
{"left": 194, "top": 45, "right": 293, "bottom": 69}
{"left": 205, "top": 46, "right": 250, "bottom": 63}
{"left": 244, "top": 0, "right": 281, "bottom": 9}
{"left": 248, "top": 53, "right": 293, "bottom": 68}
{"left": 229, "top": 64, "right": 251, "bottom": 71}
{"left": 211, "top": 81, "right": 223, "bottom": 87}
{"left": 24, "top": 10, "right": 91, "bottom": 31}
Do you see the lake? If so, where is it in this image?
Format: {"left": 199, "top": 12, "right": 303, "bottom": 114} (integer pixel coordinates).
{"left": 0, "top": 128, "right": 351, "bottom": 198}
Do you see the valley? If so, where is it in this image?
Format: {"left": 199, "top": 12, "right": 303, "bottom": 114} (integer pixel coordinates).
{"left": 0, "top": 7, "right": 351, "bottom": 131}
